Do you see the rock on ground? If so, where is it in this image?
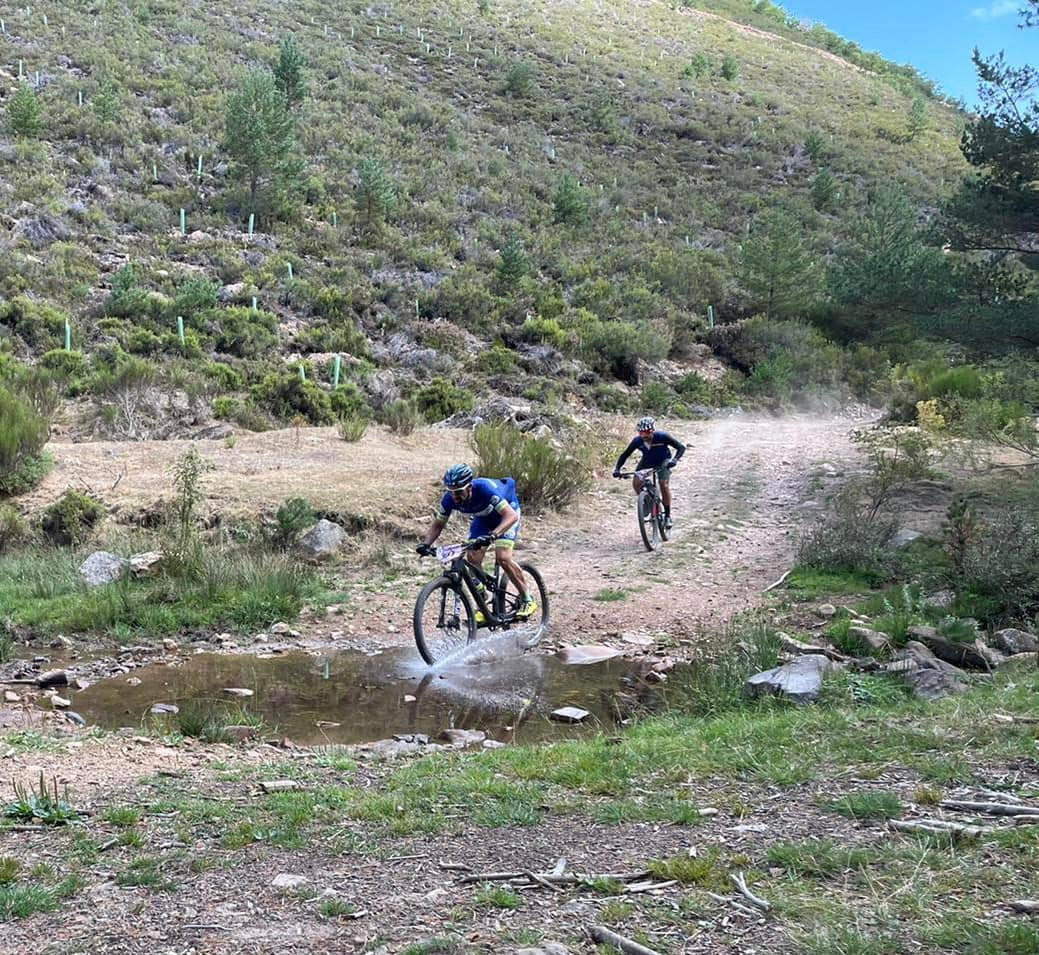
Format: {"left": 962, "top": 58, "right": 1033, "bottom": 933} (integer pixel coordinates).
{"left": 296, "top": 519, "right": 347, "bottom": 561}
{"left": 744, "top": 654, "right": 835, "bottom": 703}
{"left": 79, "top": 552, "right": 130, "bottom": 587}
{"left": 992, "top": 628, "right": 1039, "bottom": 655}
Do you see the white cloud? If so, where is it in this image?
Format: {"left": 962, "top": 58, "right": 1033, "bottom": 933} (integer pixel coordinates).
{"left": 969, "top": 0, "right": 1020, "bottom": 19}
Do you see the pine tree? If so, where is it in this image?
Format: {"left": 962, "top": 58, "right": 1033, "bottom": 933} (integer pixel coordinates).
{"left": 92, "top": 80, "right": 122, "bottom": 145}
{"left": 274, "top": 35, "right": 307, "bottom": 112}
{"left": 354, "top": 157, "right": 396, "bottom": 231}
{"left": 552, "top": 173, "right": 588, "bottom": 225}
{"left": 907, "top": 97, "right": 927, "bottom": 141}
{"left": 224, "top": 70, "right": 299, "bottom": 210}
{"left": 738, "top": 210, "right": 821, "bottom": 319}
{"left": 811, "top": 169, "right": 837, "bottom": 212}
{"left": 496, "top": 235, "right": 529, "bottom": 288}
{"left": 7, "top": 83, "right": 42, "bottom": 138}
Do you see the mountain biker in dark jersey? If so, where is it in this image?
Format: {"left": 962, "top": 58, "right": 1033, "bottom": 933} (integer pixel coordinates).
{"left": 613, "top": 416, "right": 685, "bottom": 528}
{"left": 416, "top": 463, "right": 537, "bottom": 622}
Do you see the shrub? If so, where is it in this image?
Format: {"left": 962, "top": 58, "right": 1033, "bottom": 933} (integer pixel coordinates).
{"left": 273, "top": 497, "right": 314, "bottom": 547}
{"left": 39, "top": 350, "right": 89, "bottom": 394}
{"left": 40, "top": 490, "right": 104, "bottom": 546}
{"left": 591, "top": 383, "right": 635, "bottom": 413}
{"left": 683, "top": 53, "right": 712, "bottom": 78}
{"left": 797, "top": 491, "right": 896, "bottom": 583}
{"left": 471, "top": 422, "right": 593, "bottom": 512}
{"left": 0, "top": 505, "right": 28, "bottom": 553}
{"left": 0, "top": 386, "right": 50, "bottom": 498}
{"left": 337, "top": 412, "right": 369, "bottom": 442}
{"left": 518, "top": 317, "right": 566, "bottom": 349}
{"left": 503, "top": 60, "right": 536, "bottom": 97}
{"left": 378, "top": 399, "right": 421, "bottom": 435}
{"left": 719, "top": 53, "right": 740, "bottom": 80}
{"left": 250, "top": 371, "right": 334, "bottom": 424}
{"left": 640, "top": 381, "right": 676, "bottom": 413}
{"left": 0, "top": 297, "right": 69, "bottom": 353}
{"left": 413, "top": 378, "right": 474, "bottom": 423}
{"left": 198, "top": 307, "right": 278, "bottom": 359}
{"left": 201, "top": 362, "right": 244, "bottom": 391}
{"left": 579, "top": 319, "right": 670, "bottom": 384}
{"left": 943, "top": 496, "right": 1039, "bottom": 622}
{"left": 212, "top": 396, "right": 240, "bottom": 420}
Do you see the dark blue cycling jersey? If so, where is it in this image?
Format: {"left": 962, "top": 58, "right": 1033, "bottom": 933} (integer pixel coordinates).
{"left": 615, "top": 430, "right": 686, "bottom": 472}
{"left": 435, "top": 477, "right": 519, "bottom": 523}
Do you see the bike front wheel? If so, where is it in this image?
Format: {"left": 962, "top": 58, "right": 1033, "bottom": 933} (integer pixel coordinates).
{"left": 414, "top": 576, "right": 476, "bottom": 665}
{"left": 638, "top": 490, "right": 660, "bottom": 551}
{"left": 493, "top": 562, "right": 550, "bottom": 649}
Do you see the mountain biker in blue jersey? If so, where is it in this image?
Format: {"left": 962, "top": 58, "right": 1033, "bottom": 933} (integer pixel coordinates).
{"left": 613, "top": 416, "right": 685, "bottom": 529}
{"left": 416, "top": 463, "right": 537, "bottom": 622}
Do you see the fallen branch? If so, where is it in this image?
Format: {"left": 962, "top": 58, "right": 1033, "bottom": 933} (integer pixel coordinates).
{"left": 940, "top": 799, "right": 1039, "bottom": 817}
{"left": 624, "top": 879, "right": 677, "bottom": 894}
{"left": 706, "top": 891, "right": 761, "bottom": 918}
{"left": 889, "top": 819, "right": 992, "bottom": 839}
{"left": 459, "top": 869, "right": 650, "bottom": 886}
{"left": 762, "top": 569, "right": 792, "bottom": 593}
{"left": 523, "top": 870, "right": 563, "bottom": 893}
{"left": 438, "top": 862, "right": 472, "bottom": 872}
{"left": 588, "top": 925, "right": 663, "bottom": 955}
{"left": 730, "top": 871, "right": 771, "bottom": 912}
{"left": 1008, "top": 900, "right": 1039, "bottom": 915}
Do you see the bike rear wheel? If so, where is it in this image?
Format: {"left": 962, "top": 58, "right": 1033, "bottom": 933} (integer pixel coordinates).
{"left": 493, "top": 562, "right": 550, "bottom": 649}
{"left": 414, "top": 576, "right": 476, "bottom": 665}
{"left": 638, "top": 490, "right": 660, "bottom": 551}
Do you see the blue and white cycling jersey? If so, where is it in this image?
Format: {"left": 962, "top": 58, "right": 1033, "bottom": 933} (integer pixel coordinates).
{"left": 435, "top": 477, "right": 521, "bottom": 545}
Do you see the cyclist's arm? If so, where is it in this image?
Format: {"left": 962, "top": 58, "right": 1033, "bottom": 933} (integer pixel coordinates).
{"left": 422, "top": 501, "right": 451, "bottom": 546}
{"left": 615, "top": 438, "right": 639, "bottom": 472}
{"left": 664, "top": 432, "right": 686, "bottom": 461}
{"left": 487, "top": 500, "right": 518, "bottom": 538}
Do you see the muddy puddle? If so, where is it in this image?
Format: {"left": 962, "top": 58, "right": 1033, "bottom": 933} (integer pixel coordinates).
{"left": 69, "top": 641, "right": 644, "bottom": 746}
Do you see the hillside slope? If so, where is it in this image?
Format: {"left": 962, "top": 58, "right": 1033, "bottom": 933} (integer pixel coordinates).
{"left": 0, "top": 0, "right": 968, "bottom": 426}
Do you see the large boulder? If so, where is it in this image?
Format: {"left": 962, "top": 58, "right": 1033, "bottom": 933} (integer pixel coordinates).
{"left": 744, "top": 654, "right": 835, "bottom": 704}
{"left": 991, "top": 628, "right": 1039, "bottom": 655}
{"left": 78, "top": 552, "right": 130, "bottom": 587}
{"left": 296, "top": 519, "right": 346, "bottom": 561}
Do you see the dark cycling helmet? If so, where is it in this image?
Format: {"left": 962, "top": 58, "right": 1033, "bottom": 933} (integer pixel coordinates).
{"left": 443, "top": 463, "right": 474, "bottom": 490}
{"left": 636, "top": 416, "right": 656, "bottom": 432}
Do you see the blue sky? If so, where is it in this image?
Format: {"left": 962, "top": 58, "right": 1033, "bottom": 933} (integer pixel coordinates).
{"left": 782, "top": 0, "right": 1034, "bottom": 105}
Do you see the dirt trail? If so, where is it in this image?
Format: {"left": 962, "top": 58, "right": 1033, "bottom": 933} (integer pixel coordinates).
{"left": 26, "top": 412, "right": 867, "bottom": 650}
{"left": 531, "top": 413, "right": 865, "bottom": 643}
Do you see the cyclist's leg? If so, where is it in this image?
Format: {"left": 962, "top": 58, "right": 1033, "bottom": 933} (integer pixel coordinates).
{"left": 465, "top": 517, "right": 487, "bottom": 570}
{"left": 494, "top": 521, "right": 527, "bottom": 597}
{"left": 632, "top": 473, "right": 644, "bottom": 495}
{"left": 656, "top": 464, "right": 674, "bottom": 522}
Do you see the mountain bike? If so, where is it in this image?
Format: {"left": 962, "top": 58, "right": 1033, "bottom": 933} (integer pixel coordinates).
{"left": 616, "top": 467, "right": 671, "bottom": 551}
{"left": 413, "top": 541, "right": 550, "bottom": 665}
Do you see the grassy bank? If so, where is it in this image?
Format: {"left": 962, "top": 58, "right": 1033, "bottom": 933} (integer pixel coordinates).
{"left": 2, "top": 635, "right": 1036, "bottom": 950}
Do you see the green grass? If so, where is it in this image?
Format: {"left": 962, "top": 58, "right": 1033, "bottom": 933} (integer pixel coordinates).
{"left": 472, "top": 884, "right": 524, "bottom": 910}
{"left": 767, "top": 840, "right": 880, "bottom": 878}
{"left": 0, "top": 548, "right": 322, "bottom": 637}
{"left": 592, "top": 588, "right": 629, "bottom": 602}
{"left": 786, "top": 568, "right": 880, "bottom": 600}
{"left": 102, "top": 806, "right": 142, "bottom": 827}
{"left": 826, "top": 791, "right": 903, "bottom": 820}
{"left": 318, "top": 897, "right": 358, "bottom": 919}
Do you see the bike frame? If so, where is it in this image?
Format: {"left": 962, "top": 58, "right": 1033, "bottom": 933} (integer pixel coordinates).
{"left": 434, "top": 543, "right": 513, "bottom": 629}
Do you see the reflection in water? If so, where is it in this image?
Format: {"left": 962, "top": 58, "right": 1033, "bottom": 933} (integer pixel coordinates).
{"left": 71, "top": 645, "right": 634, "bottom": 746}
